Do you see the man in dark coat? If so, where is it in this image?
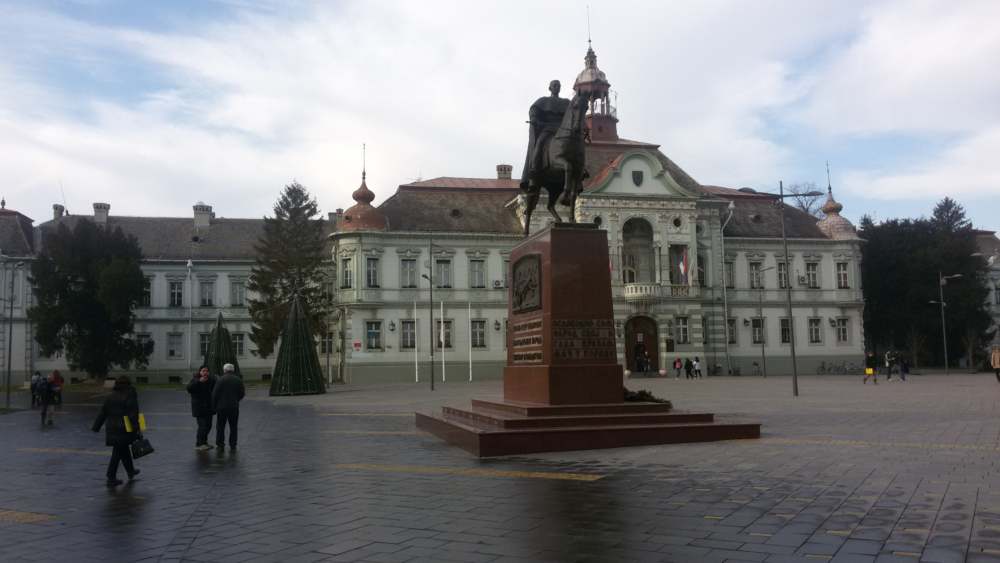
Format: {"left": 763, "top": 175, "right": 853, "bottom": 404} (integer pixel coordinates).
{"left": 212, "top": 363, "right": 245, "bottom": 450}
{"left": 92, "top": 376, "right": 140, "bottom": 486}
{"left": 187, "top": 365, "right": 217, "bottom": 450}
{"left": 38, "top": 373, "right": 57, "bottom": 426}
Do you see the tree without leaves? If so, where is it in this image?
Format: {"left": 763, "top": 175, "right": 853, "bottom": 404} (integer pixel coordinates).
{"left": 786, "top": 182, "right": 824, "bottom": 218}
{"left": 247, "top": 182, "right": 333, "bottom": 358}
{"left": 29, "top": 221, "right": 149, "bottom": 377}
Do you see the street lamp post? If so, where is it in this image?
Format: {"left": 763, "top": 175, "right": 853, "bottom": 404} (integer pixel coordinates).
{"left": 932, "top": 271, "right": 964, "bottom": 376}
{"left": 421, "top": 236, "right": 435, "bottom": 391}
{"left": 720, "top": 201, "right": 736, "bottom": 376}
{"left": 2, "top": 255, "right": 23, "bottom": 411}
{"left": 186, "top": 259, "right": 193, "bottom": 372}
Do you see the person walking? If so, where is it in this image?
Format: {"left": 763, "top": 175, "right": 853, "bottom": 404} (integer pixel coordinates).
{"left": 91, "top": 376, "right": 140, "bottom": 486}
{"left": 187, "top": 365, "right": 217, "bottom": 451}
{"left": 212, "top": 363, "right": 245, "bottom": 450}
{"left": 30, "top": 371, "right": 43, "bottom": 408}
{"left": 991, "top": 345, "right": 1000, "bottom": 382}
{"left": 38, "top": 373, "right": 56, "bottom": 426}
{"left": 899, "top": 356, "right": 909, "bottom": 382}
{"left": 863, "top": 351, "right": 878, "bottom": 385}
{"left": 693, "top": 357, "right": 703, "bottom": 378}
{"left": 50, "top": 369, "right": 65, "bottom": 407}
{"left": 673, "top": 357, "right": 682, "bottom": 379}
{"left": 684, "top": 358, "right": 694, "bottom": 380}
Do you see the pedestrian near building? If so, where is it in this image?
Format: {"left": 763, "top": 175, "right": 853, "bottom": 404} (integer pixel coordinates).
{"left": 91, "top": 376, "right": 141, "bottom": 486}
{"left": 50, "top": 369, "right": 64, "bottom": 406}
{"left": 38, "top": 373, "right": 56, "bottom": 426}
{"left": 212, "top": 363, "right": 245, "bottom": 450}
{"left": 30, "top": 371, "right": 42, "bottom": 408}
{"left": 673, "top": 357, "right": 682, "bottom": 379}
{"left": 863, "top": 351, "right": 878, "bottom": 385}
{"left": 991, "top": 345, "right": 1000, "bottom": 382}
{"left": 187, "top": 366, "right": 217, "bottom": 451}
{"left": 684, "top": 358, "right": 694, "bottom": 379}
{"left": 693, "top": 357, "right": 703, "bottom": 378}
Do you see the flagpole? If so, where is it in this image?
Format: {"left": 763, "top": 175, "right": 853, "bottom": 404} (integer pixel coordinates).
{"left": 468, "top": 301, "right": 473, "bottom": 382}
{"left": 440, "top": 299, "right": 446, "bottom": 382}
{"left": 414, "top": 300, "right": 419, "bottom": 383}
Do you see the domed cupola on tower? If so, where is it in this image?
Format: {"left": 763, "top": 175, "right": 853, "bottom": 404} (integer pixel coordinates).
{"left": 338, "top": 170, "right": 387, "bottom": 232}
{"left": 816, "top": 170, "right": 858, "bottom": 240}
{"left": 573, "top": 42, "right": 618, "bottom": 142}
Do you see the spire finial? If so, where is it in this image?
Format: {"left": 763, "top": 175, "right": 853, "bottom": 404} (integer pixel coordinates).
{"left": 362, "top": 143, "right": 366, "bottom": 181}
{"left": 826, "top": 160, "right": 832, "bottom": 193}
{"left": 587, "top": 5, "right": 592, "bottom": 48}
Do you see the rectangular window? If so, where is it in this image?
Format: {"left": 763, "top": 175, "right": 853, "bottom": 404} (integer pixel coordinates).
{"left": 435, "top": 319, "right": 453, "bottom": 348}
{"left": 504, "top": 259, "right": 511, "bottom": 289}
{"left": 749, "top": 261, "right": 763, "bottom": 289}
{"left": 727, "top": 318, "right": 737, "bottom": 344}
{"left": 469, "top": 259, "right": 486, "bottom": 289}
{"left": 169, "top": 281, "right": 184, "bottom": 308}
{"left": 199, "top": 333, "right": 211, "bottom": 358}
{"left": 836, "top": 262, "right": 849, "bottom": 289}
{"left": 724, "top": 261, "right": 735, "bottom": 288}
{"left": 400, "top": 320, "right": 416, "bottom": 349}
{"left": 471, "top": 319, "right": 486, "bottom": 348}
{"left": 836, "top": 318, "right": 849, "bottom": 343}
{"left": 400, "top": 259, "right": 417, "bottom": 288}
{"left": 199, "top": 281, "right": 215, "bottom": 307}
{"left": 780, "top": 318, "right": 791, "bottom": 344}
{"left": 752, "top": 318, "right": 765, "bottom": 344}
{"left": 167, "top": 332, "right": 184, "bottom": 359}
{"left": 995, "top": 284, "right": 1000, "bottom": 306}
{"left": 136, "top": 333, "right": 152, "bottom": 357}
{"left": 805, "top": 262, "right": 819, "bottom": 288}
{"left": 366, "top": 257, "right": 379, "bottom": 288}
{"left": 230, "top": 280, "right": 246, "bottom": 307}
{"left": 778, "top": 262, "right": 788, "bottom": 289}
{"left": 676, "top": 317, "right": 690, "bottom": 344}
{"left": 696, "top": 254, "right": 706, "bottom": 288}
{"left": 365, "top": 321, "right": 382, "bottom": 350}
{"left": 435, "top": 259, "right": 452, "bottom": 288}
{"left": 808, "top": 318, "right": 822, "bottom": 343}
{"left": 231, "top": 333, "right": 245, "bottom": 356}
{"left": 320, "top": 331, "right": 334, "bottom": 354}
{"left": 341, "top": 258, "right": 353, "bottom": 289}
{"left": 141, "top": 277, "right": 152, "bottom": 307}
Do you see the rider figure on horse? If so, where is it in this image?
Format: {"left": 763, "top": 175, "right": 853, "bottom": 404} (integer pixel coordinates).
{"left": 520, "top": 79, "right": 570, "bottom": 192}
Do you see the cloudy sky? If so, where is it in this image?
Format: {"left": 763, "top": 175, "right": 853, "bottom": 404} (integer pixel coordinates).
{"left": 2, "top": 0, "right": 998, "bottom": 230}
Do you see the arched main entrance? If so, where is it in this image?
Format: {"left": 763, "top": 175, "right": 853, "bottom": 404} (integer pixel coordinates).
{"left": 625, "top": 316, "right": 658, "bottom": 373}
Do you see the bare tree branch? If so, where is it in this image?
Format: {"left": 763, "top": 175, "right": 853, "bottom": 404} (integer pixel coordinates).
{"left": 786, "top": 182, "right": 823, "bottom": 217}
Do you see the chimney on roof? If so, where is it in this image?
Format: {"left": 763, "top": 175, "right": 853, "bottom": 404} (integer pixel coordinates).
{"left": 53, "top": 204, "right": 65, "bottom": 221}
{"left": 93, "top": 202, "right": 110, "bottom": 226}
{"left": 329, "top": 208, "right": 344, "bottom": 229}
{"left": 193, "top": 202, "right": 213, "bottom": 229}
{"left": 496, "top": 164, "right": 513, "bottom": 180}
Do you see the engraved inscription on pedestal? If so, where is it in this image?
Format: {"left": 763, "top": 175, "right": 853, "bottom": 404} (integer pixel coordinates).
{"left": 552, "top": 319, "right": 616, "bottom": 362}
{"left": 511, "top": 254, "right": 541, "bottom": 314}
{"left": 510, "top": 315, "right": 543, "bottom": 364}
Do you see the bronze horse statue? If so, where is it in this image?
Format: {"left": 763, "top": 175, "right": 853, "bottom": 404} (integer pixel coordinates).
{"left": 520, "top": 92, "right": 590, "bottom": 237}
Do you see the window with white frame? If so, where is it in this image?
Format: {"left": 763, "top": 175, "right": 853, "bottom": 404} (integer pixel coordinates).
{"left": 231, "top": 333, "right": 245, "bottom": 356}
{"left": 136, "top": 333, "right": 152, "bottom": 357}
{"left": 340, "top": 258, "right": 353, "bottom": 288}
{"left": 366, "top": 257, "right": 380, "bottom": 288}
{"left": 805, "top": 262, "right": 819, "bottom": 288}
{"left": 231, "top": 280, "right": 246, "bottom": 306}
{"left": 199, "top": 280, "right": 215, "bottom": 307}
{"left": 169, "top": 281, "right": 184, "bottom": 307}
{"left": 141, "top": 277, "right": 152, "bottom": 307}
{"left": 365, "top": 321, "right": 382, "bottom": 350}
{"left": 749, "top": 261, "right": 763, "bottom": 289}
{"left": 400, "top": 320, "right": 416, "bottom": 349}
{"left": 697, "top": 254, "right": 706, "bottom": 288}
{"left": 727, "top": 318, "right": 737, "bottom": 344}
{"left": 752, "top": 318, "right": 765, "bottom": 344}
{"left": 808, "top": 318, "right": 822, "bottom": 344}
{"left": 778, "top": 262, "right": 788, "bottom": 289}
{"left": 780, "top": 318, "right": 791, "bottom": 344}
{"left": 836, "top": 262, "right": 849, "bottom": 289}
{"left": 469, "top": 260, "right": 486, "bottom": 289}
{"left": 724, "top": 261, "right": 735, "bottom": 288}
{"left": 167, "top": 332, "right": 184, "bottom": 359}
{"left": 400, "top": 259, "right": 417, "bottom": 288}
{"left": 471, "top": 319, "right": 486, "bottom": 348}
{"left": 836, "top": 318, "right": 849, "bottom": 343}
{"left": 320, "top": 331, "right": 334, "bottom": 354}
{"left": 503, "top": 259, "right": 511, "bottom": 288}
{"left": 434, "top": 320, "right": 453, "bottom": 348}
{"left": 199, "top": 333, "right": 211, "bottom": 357}
{"left": 676, "top": 317, "right": 690, "bottom": 344}
{"left": 435, "top": 259, "right": 452, "bottom": 288}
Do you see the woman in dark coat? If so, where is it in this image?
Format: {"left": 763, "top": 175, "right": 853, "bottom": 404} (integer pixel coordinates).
{"left": 186, "top": 366, "right": 217, "bottom": 450}
{"left": 92, "top": 376, "right": 141, "bottom": 486}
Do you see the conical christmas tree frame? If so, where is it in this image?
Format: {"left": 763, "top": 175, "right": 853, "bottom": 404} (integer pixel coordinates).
{"left": 269, "top": 295, "right": 326, "bottom": 396}
{"left": 205, "top": 312, "right": 241, "bottom": 378}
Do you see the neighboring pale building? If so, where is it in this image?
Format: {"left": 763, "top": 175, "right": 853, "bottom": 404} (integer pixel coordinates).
{"left": 975, "top": 230, "right": 1000, "bottom": 348}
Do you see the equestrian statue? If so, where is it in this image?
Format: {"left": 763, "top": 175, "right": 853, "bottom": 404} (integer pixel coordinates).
{"left": 519, "top": 79, "right": 590, "bottom": 237}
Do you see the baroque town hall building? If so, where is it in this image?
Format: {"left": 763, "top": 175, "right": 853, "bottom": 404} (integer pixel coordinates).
{"left": 1, "top": 47, "right": 864, "bottom": 384}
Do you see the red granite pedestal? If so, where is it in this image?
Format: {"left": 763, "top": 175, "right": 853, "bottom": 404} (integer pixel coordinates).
{"left": 416, "top": 224, "right": 760, "bottom": 457}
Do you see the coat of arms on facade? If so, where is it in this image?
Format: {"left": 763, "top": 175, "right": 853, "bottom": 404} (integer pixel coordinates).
{"left": 632, "top": 170, "right": 643, "bottom": 186}
{"left": 511, "top": 254, "right": 541, "bottom": 314}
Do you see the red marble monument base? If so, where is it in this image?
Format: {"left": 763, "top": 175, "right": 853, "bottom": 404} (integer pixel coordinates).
{"left": 415, "top": 400, "right": 761, "bottom": 457}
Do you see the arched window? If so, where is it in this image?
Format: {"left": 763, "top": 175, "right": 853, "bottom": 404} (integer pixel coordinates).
{"left": 622, "top": 218, "right": 655, "bottom": 284}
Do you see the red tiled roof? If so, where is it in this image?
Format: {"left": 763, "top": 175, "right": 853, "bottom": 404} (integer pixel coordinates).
{"left": 699, "top": 185, "right": 776, "bottom": 199}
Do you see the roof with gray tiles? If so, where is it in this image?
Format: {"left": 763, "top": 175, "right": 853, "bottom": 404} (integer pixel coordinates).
{"left": 378, "top": 186, "right": 522, "bottom": 235}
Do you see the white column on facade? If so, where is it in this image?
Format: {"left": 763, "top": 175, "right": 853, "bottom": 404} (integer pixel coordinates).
{"left": 414, "top": 300, "right": 419, "bottom": 383}
{"left": 468, "top": 301, "right": 473, "bottom": 382}
{"left": 440, "top": 299, "right": 446, "bottom": 382}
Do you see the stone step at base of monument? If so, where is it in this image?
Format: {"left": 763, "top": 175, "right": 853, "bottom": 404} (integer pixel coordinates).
{"left": 470, "top": 399, "right": 675, "bottom": 417}
{"left": 443, "top": 404, "right": 714, "bottom": 429}
{"left": 415, "top": 406, "right": 761, "bottom": 457}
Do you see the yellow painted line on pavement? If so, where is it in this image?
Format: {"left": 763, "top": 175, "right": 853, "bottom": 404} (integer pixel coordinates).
{"left": 762, "top": 437, "right": 1000, "bottom": 452}
{"left": 703, "top": 515, "right": 723, "bottom": 520}
{"left": 320, "top": 430, "right": 421, "bottom": 436}
{"left": 334, "top": 463, "right": 604, "bottom": 482}
{"left": 17, "top": 447, "right": 106, "bottom": 456}
{"left": 0, "top": 510, "right": 55, "bottom": 524}
{"left": 320, "top": 412, "right": 411, "bottom": 417}
{"left": 892, "top": 552, "right": 921, "bottom": 558}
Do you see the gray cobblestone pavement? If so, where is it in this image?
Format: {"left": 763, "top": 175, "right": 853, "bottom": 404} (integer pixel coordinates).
{"left": 2, "top": 374, "right": 1000, "bottom": 562}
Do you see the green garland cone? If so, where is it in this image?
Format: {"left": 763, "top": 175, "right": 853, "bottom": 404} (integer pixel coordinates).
{"left": 269, "top": 295, "right": 326, "bottom": 396}
{"left": 205, "top": 312, "right": 241, "bottom": 378}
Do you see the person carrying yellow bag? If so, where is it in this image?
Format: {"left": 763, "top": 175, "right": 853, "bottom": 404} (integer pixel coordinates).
{"left": 91, "top": 376, "right": 141, "bottom": 486}
{"left": 863, "top": 350, "right": 878, "bottom": 385}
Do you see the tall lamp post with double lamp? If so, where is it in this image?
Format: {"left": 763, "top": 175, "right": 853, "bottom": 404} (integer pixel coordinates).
{"left": 1, "top": 254, "right": 23, "bottom": 411}
{"left": 930, "top": 271, "right": 963, "bottom": 376}
{"left": 758, "top": 182, "right": 824, "bottom": 397}
{"left": 720, "top": 201, "right": 736, "bottom": 376}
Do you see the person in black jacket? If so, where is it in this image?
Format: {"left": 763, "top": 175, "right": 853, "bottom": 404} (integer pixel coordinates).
{"left": 92, "top": 376, "right": 141, "bottom": 486}
{"left": 186, "top": 366, "right": 217, "bottom": 451}
{"left": 212, "top": 363, "right": 245, "bottom": 450}
{"left": 38, "top": 373, "right": 56, "bottom": 426}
